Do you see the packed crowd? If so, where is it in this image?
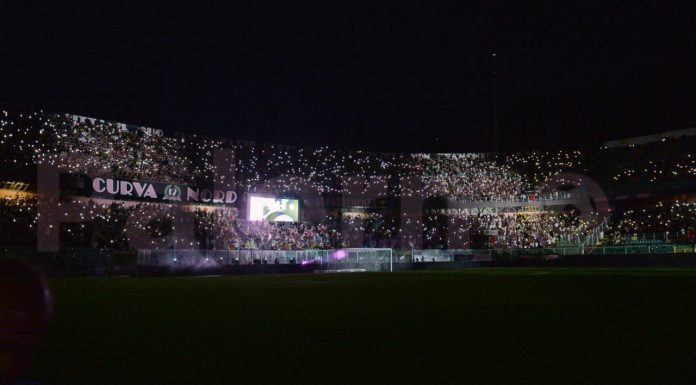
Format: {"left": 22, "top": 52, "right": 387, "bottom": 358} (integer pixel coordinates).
{"left": 418, "top": 154, "right": 523, "bottom": 200}
{"left": 420, "top": 210, "right": 598, "bottom": 249}
{"left": 3, "top": 106, "right": 693, "bottom": 197}
{"left": 49, "top": 199, "right": 343, "bottom": 250}
{"left": 196, "top": 209, "right": 343, "bottom": 250}
{"left": 602, "top": 137, "right": 696, "bottom": 186}
{"left": 610, "top": 155, "right": 696, "bottom": 184}
{"left": 1, "top": 190, "right": 691, "bottom": 252}
{"left": 1, "top": 107, "right": 577, "bottom": 200}
{"left": 502, "top": 150, "right": 587, "bottom": 188}
{"left": 39, "top": 201, "right": 602, "bottom": 250}
{"left": 605, "top": 200, "right": 696, "bottom": 244}
{"left": 1, "top": 104, "right": 694, "bottom": 251}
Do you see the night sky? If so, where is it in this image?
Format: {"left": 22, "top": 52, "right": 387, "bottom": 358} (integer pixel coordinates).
{"left": 2, "top": 2, "right": 696, "bottom": 152}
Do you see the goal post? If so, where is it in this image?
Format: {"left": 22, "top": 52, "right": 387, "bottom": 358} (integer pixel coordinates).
{"left": 320, "top": 248, "right": 393, "bottom": 272}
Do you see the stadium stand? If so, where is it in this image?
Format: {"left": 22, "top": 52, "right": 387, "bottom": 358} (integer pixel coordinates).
{"left": 0, "top": 103, "right": 694, "bottom": 266}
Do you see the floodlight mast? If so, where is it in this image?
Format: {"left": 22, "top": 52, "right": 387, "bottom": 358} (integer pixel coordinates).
{"left": 491, "top": 51, "right": 499, "bottom": 153}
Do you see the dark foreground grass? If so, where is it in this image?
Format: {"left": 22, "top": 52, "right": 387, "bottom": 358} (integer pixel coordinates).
{"left": 26, "top": 268, "right": 696, "bottom": 385}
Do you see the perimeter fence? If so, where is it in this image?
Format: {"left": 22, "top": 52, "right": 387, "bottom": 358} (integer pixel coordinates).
{"left": 2, "top": 244, "right": 696, "bottom": 276}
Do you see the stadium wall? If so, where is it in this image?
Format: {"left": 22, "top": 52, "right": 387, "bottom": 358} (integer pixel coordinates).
{"left": 395, "top": 252, "right": 696, "bottom": 270}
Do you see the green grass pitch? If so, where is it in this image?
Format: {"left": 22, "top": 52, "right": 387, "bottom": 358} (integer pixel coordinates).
{"left": 26, "top": 269, "right": 696, "bottom": 385}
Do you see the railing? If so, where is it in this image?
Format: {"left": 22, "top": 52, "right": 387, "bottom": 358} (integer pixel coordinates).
{"left": 137, "top": 248, "right": 332, "bottom": 266}
{"left": 2, "top": 244, "right": 696, "bottom": 276}
{"left": 607, "top": 232, "right": 674, "bottom": 244}
{"left": 583, "top": 215, "right": 611, "bottom": 247}
{"left": 404, "top": 243, "right": 696, "bottom": 260}
{"left": 137, "top": 248, "right": 394, "bottom": 271}
{"left": 449, "top": 191, "right": 582, "bottom": 204}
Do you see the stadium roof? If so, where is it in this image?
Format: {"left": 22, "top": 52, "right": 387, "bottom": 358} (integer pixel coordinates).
{"left": 603, "top": 127, "right": 696, "bottom": 148}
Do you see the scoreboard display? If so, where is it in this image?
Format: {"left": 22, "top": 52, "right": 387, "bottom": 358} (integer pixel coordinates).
{"left": 248, "top": 196, "right": 299, "bottom": 222}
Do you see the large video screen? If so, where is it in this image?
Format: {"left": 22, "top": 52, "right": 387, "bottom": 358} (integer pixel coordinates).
{"left": 248, "top": 196, "right": 299, "bottom": 222}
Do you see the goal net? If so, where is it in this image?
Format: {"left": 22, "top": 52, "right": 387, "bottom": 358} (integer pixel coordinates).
{"left": 318, "top": 248, "right": 393, "bottom": 272}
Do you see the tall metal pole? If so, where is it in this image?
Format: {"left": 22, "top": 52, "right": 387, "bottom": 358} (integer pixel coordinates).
{"left": 491, "top": 52, "right": 499, "bottom": 153}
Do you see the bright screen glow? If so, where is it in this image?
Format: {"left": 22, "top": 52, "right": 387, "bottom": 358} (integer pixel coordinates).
{"left": 248, "top": 196, "right": 299, "bottom": 222}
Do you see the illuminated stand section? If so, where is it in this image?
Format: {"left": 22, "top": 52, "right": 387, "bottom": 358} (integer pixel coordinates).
{"left": 136, "top": 194, "right": 393, "bottom": 271}
{"left": 3, "top": 102, "right": 694, "bottom": 276}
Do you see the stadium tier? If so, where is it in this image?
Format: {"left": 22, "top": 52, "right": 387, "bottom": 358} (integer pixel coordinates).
{"left": 0, "top": 103, "right": 694, "bottom": 265}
